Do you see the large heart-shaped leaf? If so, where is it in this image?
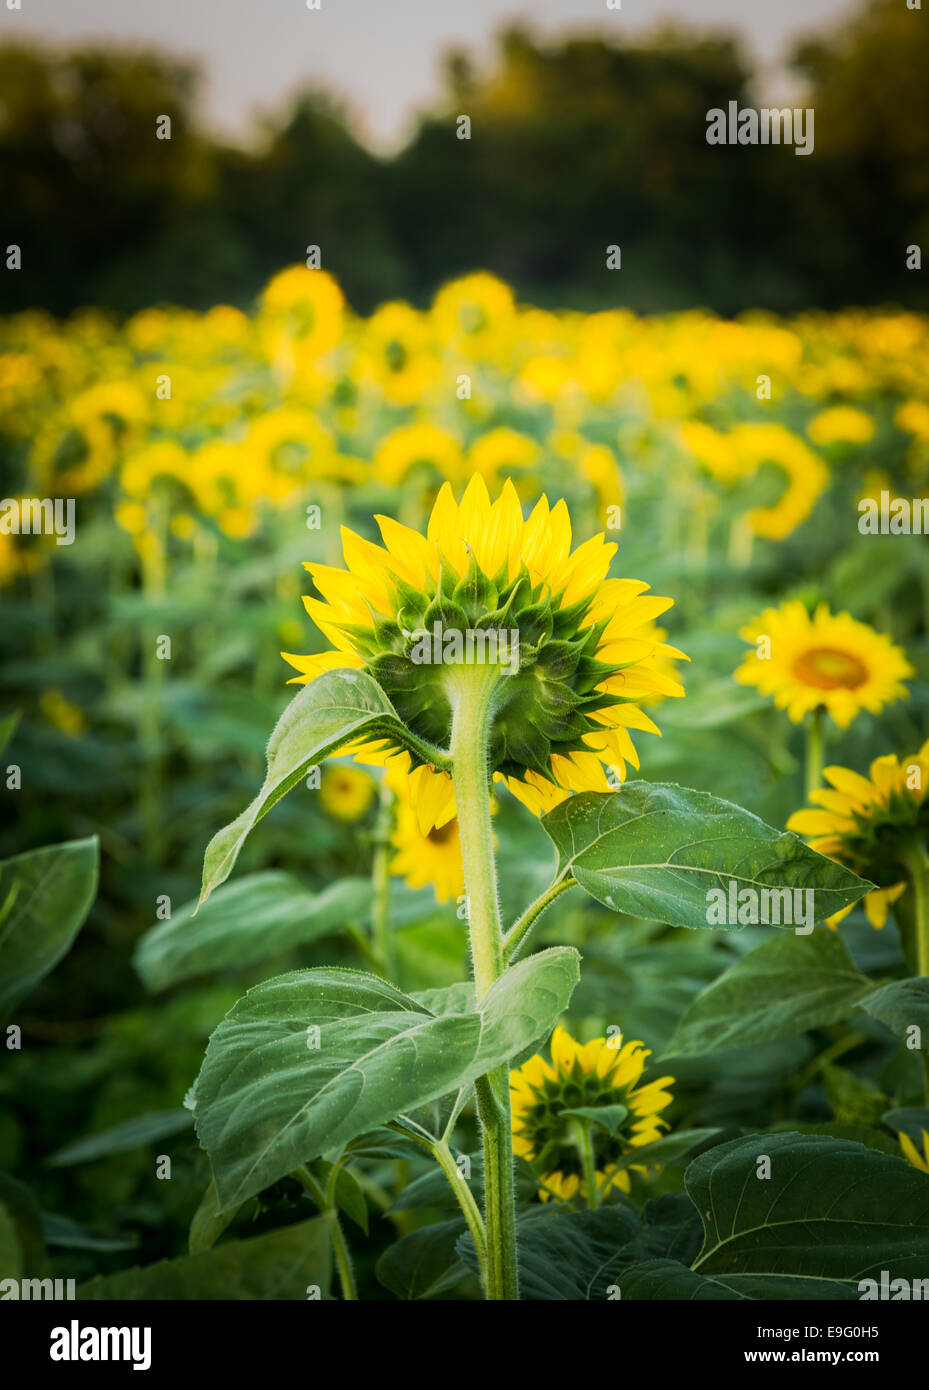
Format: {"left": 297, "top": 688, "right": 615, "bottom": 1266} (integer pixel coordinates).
{"left": 0, "top": 837, "right": 98, "bottom": 1016}
{"left": 541, "top": 786, "right": 870, "bottom": 930}
{"left": 200, "top": 669, "right": 423, "bottom": 906}
{"left": 194, "top": 947, "right": 579, "bottom": 1209}
{"left": 78, "top": 1215, "right": 331, "bottom": 1300}
{"left": 686, "top": 1132, "right": 929, "bottom": 1297}
{"left": 135, "top": 872, "right": 373, "bottom": 991}
{"left": 665, "top": 930, "right": 873, "bottom": 1057}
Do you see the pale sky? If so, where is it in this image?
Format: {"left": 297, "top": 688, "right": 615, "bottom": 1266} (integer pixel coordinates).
{"left": 3, "top": 0, "right": 859, "bottom": 150}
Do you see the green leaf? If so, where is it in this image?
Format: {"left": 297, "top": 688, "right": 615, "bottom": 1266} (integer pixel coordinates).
{"left": 194, "top": 947, "right": 579, "bottom": 1209}
{"left": 41, "top": 1213, "right": 136, "bottom": 1253}
{"left": 607, "top": 1127, "right": 722, "bottom": 1174}
{"left": 609, "top": 1258, "right": 739, "bottom": 1300}
{"left": 188, "top": 1182, "right": 238, "bottom": 1255}
{"left": 376, "top": 1220, "right": 474, "bottom": 1300}
{"left": 883, "top": 1107, "right": 929, "bottom": 1146}
{"left": 860, "top": 976, "right": 929, "bottom": 1042}
{"left": 687, "top": 1132, "right": 929, "bottom": 1297}
{"left": 458, "top": 1203, "right": 641, "bottom": 1300}
{"left": 561, "top": 1104, "right": 629, "bottom": 1136}
{"left": 665, "top": 931, "right": 873, "bottom": 1057}
{"left": 78, "top": 1215, "right": 331, "bottom": 1300}
{"left": 308, "top": 1159, "right": 369, "bottom": 1235}
{"left": 0, "top": 1174, "right": 45, "bottom": 1277}
{"left": 46, "top": 1109, "right": 193, "bottom": 1167}
{"left": 0, "top": 1203, "right": 22, "bottom": 1281}
{"left": 541, "top": 786, "right": 870, "bottom": 929}
{"left": 0, "top": 710, "right": 19, "bottom": 756}
{"left": 0, "top": 837, "right": 99, "bottom": 1016}
{"left": 135, "top": 872, "right": 373, "bottom": 992}
{"left": 199, "top": 669, "right": 424, "bottom": 907}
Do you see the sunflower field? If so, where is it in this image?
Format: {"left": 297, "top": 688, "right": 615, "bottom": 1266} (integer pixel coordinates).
{"left": 2, "top": 265, "right": 929, "bottom": 1309}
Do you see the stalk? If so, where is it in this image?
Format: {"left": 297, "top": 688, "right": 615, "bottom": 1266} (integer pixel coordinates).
{"left": 371, "top": 780, "right": 395, "bottom": 979}
{"left": 293, "top": 1165, "right": 357, "bottom": 1301}
{"left": 447, "top": 663, "right": 518, "bottom": 1300}
{"left": 805, "top": 706, "right": 824, "bottom": 801}
{"left": 900, "top": 838, "right": 929, "bottom": 1105}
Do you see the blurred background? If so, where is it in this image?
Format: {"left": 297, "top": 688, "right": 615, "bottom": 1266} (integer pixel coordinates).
{"left": 1, "top": 0, "right": 927, "bottom": 317}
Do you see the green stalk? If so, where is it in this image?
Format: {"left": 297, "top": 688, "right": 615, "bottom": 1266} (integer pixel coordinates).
{"left": 900, "top": 838, "right": 929, "bottom": 1105}
{"left": 430, "top": 1139, "right": 488, "bottom": 1286}
{"left": 805, "top": 706, "right": 825, "bottom": 801}
{"left": 371, "top": 781, "right": 395, "bottom": 979}
{"left": 570, "top": 1119, "right": 599, "bottom": 1211}
{"left": 447, "top": 663, "right": 518, "bottom": 1301}
{"left": 293, "top": 1165, "right": 357, "bottom": 1301}
{"left": 504, "top": 876, "right": 577, "bottom": 964}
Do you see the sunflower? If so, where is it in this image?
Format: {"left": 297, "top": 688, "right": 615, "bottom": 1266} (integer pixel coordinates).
{"left": 807, "top": 406, "right": 875, "bottom": 447}
{"left": 510, "top": 1025, "right": 674, "bottom": 1203}
{"left": 258, "top": 266, "right": 344, "bottom": 363}
{"left": 387, "top": 767, "right": 465, "bottom": 904}
{"left": 735, "top": 600, "right": 913, "bottom": 729}
{"left": 898, "top": 1129, "right": 929, "bottom": 1175}
{"left": 282, "top": 475, "right": 686, "bottom": 827}
{"left": 319, "top": 764, "right": 377, "bottom": 822}
{"left": 787, "top": 738, "right": 929, "bottom": 928}
{"left": 355, "top": 302, "right": 438, "bottom": 406}
{"left": 431, "top": 272, "right": 515, "bottom": 359}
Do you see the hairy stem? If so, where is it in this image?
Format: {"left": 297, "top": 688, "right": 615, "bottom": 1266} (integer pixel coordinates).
{"left": 448, "top": 664, "right": 518, "bottom": 1300}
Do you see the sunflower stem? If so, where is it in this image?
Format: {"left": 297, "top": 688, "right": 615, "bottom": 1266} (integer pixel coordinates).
{"left": 570, "top": 1119, "right": 600, "bottom": 1211}
{"left": 448, "top": 663, "right": 519, "bottom": 1301}
{"left": 900, "top": 838, "right": 929, "bottom": 1105}
{"left": 429, "top": 1138, "right": 488, "bottom": 1287}
{"left": 293, "top": 1165, "right": 357, "bottom": 1301}
{"left": 805, "top": 707, "right": 825, "bottom": 800}
{"left": 371, "top": 781, "right": 395, "bottom": 979}
{"left": 504, "top": 876, "right": 578, "bottom": 964}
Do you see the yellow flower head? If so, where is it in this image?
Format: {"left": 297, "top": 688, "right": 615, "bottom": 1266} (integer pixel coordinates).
{"left": 387, "top": 767, "right": 464, "bottom": 904}
{"left": 807, "top": 406, "right": 875, "bottom": 447}
{"left": 510, "top": 1025, "right": 674, "bottom": 1202}
{"left": 735, "top": 600, "right": 913, "bottom": 729}
{"left": 319, "top": 764, "right": 377, "bottom": 822}
{"left": 283, "top": 475, "right": 686, "bottom": 826}
{"left": 787, "top": 738, "right": 929, "bottom": 928}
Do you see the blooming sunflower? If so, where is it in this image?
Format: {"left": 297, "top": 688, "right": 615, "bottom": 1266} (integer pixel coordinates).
{"left": 735, "top": 600, "right": 913, "bottom": 729}
{"left": 387, "top": 766, "right": 465, "bottom": 904}
{"left": 282, "top": 475, "right": 686, "bottom": 828}
{"left": 319, "top": 764, "right": 377, "bottom": 822}
{"left": 787, "top": 739, "right": 929, "bottom": 928}
{"left": 510, "top": 1026, "right": 674, "bottom": 1202}
{"left": 898, "top": 1129, "right": 929, "bottom": 1175}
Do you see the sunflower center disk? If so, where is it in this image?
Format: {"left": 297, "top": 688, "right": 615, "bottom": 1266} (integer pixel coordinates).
{"left": 792, "top": 646, "right": 868, "bottom": 690}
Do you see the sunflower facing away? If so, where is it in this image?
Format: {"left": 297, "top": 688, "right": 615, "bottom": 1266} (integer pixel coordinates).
{"left": 735, "top": 600, "right": 913, "bottom": 728}
{"left": 283, "top": 475, "right": 686, "bottom": 829}
{"left": 510, "top": 1026, "right": 675, "bottom": 1203}
{"left": 787, "top": 739, "right": 929, "bottom": 928}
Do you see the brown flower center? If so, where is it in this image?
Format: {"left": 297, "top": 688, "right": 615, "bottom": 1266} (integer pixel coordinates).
{"left": 427, "top": 819, "right": 458, "bottom": 845}
{"left": 793, "top": 646, "right": 868, "bottom": 690}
